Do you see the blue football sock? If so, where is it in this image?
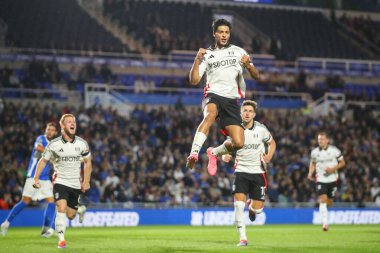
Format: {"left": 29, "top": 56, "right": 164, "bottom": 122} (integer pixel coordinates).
{"left": 6, "top": 201, "right": 28, "bottom": 223}
{"left": 50, "top": 212, "right": 56, "bottom": 229}
{"left": 43, "top": 203, "right": 56, "bottom": 228}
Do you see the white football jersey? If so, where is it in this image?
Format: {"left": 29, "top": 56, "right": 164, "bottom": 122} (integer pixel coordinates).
{"left": 199, "top": 44, "right": 249, "bottom": 99}
{"left": 235, "top": 121, "right": 272, "bottom": 174}
{"left": 310, "top": 145, "right": 343, "bottom": 183}
{"left": 43, "top": 136, "right": 91, "bottom": 189}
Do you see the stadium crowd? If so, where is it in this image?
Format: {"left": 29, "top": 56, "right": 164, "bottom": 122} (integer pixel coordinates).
{"left": 0, "top": 101, "right": 379, "bottom": 209}
{"left": 1, "top": 62, "right": 379, "bottom": 102}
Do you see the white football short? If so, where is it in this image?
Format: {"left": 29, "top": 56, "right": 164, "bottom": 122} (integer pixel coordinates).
{"left": 22, "top": 178, "right": 53, "bottom": 200}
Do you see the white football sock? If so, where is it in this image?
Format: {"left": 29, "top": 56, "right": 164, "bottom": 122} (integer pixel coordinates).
{"left": 319, "top": 203, "right": 328, "bottom": 225}
{"left": 234, "top": 201, "right": 247, "bottom": 241}
{"left": 211, "top": 143, "right": 229, "bottom": 157}
{"left": 55, "top": 212, "right": 66, "bottom": 242}
{"left": 190, "top": 132, "right": 207, "bottom": 155}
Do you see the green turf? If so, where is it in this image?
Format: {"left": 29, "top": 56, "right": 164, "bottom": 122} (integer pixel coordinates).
{"left": 0, "top": 225, "right": 379, "bottom": 253}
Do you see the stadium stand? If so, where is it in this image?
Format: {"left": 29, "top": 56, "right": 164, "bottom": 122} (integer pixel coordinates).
{"left": 0, "top": 0, "right": 127, "bottom": 52}
{"left": 1, "top": 0, "right": 378, "bottom": 60}
{"left": 102, "top": 0, "right": 375, "bottom": 60}
{"left": 1, "top": 60, "right": 379, "bottom": 103}
{"left": 340, "top": 14, "right": 380, "bottom": 49}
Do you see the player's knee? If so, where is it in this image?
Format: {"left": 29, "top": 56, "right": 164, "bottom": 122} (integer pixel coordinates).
{"left": 67, "top": 214, "right": 76, "bottom": 220}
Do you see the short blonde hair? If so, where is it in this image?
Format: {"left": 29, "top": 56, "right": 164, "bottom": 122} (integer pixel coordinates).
{"left": 59, "top": 114, "right": 75, "bottom": 126}
{"left": 242, "top": 100, "right": 257, "bottom": 110}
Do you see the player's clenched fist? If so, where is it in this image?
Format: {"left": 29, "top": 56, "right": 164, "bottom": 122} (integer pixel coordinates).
{"left": 33, "top": 178, "right": 41, "bottom": 189}
{"left": 241, "top": 55, "right": 251, "bottom": 68}
{"left": 222, "top": 154, "right": 232, "bottom": 163}
{"left": 81, "top": 182, "right": 90, "bottom": 193}
{"left": 195, "top": 48, "right": 207, "bottom": 61}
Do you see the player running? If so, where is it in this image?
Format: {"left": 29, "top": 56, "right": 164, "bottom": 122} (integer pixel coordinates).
{"left": 308, "top": 132, "right": 345, "bottom": 231}
{"left": 187, "top": 18, "right": 260, "bottom": 174}
{"left": 1, "top": 123, "right": 58, "bottom": 238}
{"left": 215, "top": 100, "right": 276, "bottom": 246}
{"left": 33, "top": 114, "right": 92, "bottom": 249}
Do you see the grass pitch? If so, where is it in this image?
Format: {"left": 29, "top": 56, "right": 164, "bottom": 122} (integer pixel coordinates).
{"left": 0, "top": 225, "right": 379, "bottom": 253}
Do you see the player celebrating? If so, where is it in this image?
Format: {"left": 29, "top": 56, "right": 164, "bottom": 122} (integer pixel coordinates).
{"left": 33, "top": 114, "right": 92, "bottom": 249}
{"left": 187, "top": 18, "right": 260, "bottom": 174}
{"left": 218, "top": 100, "right": 276, "bottom": 246}
{"left": 1, "top": 123, "right": 58, "bottom": 237}
{"left": 308, "top": 132, "right": 345, "bottom": 231}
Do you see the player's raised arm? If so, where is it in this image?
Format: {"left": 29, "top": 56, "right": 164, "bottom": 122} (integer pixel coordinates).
{"left": 189, "top": 48, "right": 207, "bottom": 85}
{"left": 241, "top": 55, "right": 260, "bottom": 81}
{"left": 33, "top": 157, "right": 47, "bottom": 188}
{"left": 81, "top": 156, "right": 92, "bottom": 192}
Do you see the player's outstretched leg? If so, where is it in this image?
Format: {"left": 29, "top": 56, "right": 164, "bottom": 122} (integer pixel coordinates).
{"left": 234, "top": 200, "right": 248, "bottom": 246}
{"left": 42, "top": 202, "right": 56, "bottom": 237}
{"left": 1, "top": 201, "right": 28, "bottom": 236}
{"left": 319, "top": 202, "right": 328, "bottom": 232}
{"left": 55, "top": 212, "right": 67, "bottom": 248}
{"left": 206, "top": 147, "right": 218, "bottom": 176}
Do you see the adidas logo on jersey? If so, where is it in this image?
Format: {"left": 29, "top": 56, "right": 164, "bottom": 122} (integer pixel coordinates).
{"left": 58, "top": 148, "right": 64, "bottom": 152}
{"left": 208, "top": 55, "right": 214, "bottom": 59}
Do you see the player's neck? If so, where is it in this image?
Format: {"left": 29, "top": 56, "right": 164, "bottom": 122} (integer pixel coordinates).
{"left": 244, "top": 121, "right": 254, "bottom": 129}
{"left": 62, "top": 133, "right": 75, "bottom": 143}
{"left": 214, "top": 42, "right": 228, "bottom": 49}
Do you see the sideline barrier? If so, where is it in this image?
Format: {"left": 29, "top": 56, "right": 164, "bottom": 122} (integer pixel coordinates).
{"left": 1, "top": 208, "right": 379, "bottom": 227}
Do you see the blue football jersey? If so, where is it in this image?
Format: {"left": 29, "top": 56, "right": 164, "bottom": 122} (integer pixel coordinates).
{"left": 26, "top": 135, "right": 51, "bottom": 180}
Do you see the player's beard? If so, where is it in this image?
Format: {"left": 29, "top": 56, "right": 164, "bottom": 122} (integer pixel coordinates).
{"left": 63, "top": 127, "right": 75, "bottom": 139}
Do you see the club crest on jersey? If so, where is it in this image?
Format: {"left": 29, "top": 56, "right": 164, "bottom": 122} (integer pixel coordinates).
{"left": 228, "top": 51, "right": 234, "bottom": 55}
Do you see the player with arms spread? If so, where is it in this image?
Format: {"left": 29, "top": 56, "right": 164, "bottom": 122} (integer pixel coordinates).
{"left": 187, "top": 18, "right": 260, "bottom": 175}
{"left": 218, "top": 100, "right": 276, "bottom": 246}
{"left": 1, "top": 123, "right": 58, "bottom": 237}
{"left": 33, "top": 114, "right": 92, "bottom": 249}
{"left": 308, "top": 132, "right": 345, "bottom": 231}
